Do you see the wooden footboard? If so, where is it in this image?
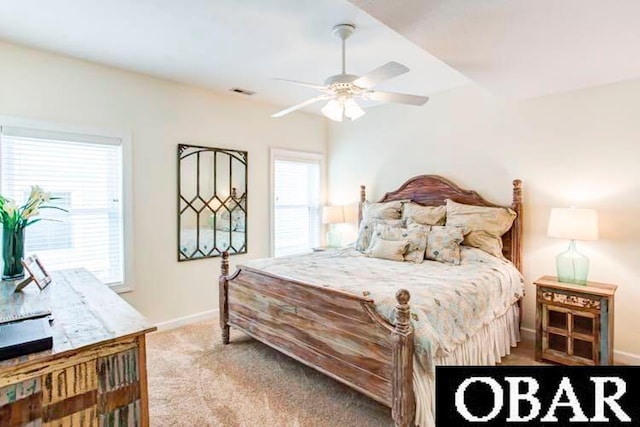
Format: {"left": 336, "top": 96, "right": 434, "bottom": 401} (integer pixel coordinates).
{"left": 219, "top": 252, "right": 415, "bottom": 426}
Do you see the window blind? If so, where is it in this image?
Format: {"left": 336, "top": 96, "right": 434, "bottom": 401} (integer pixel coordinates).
{"left": 0, "top": 126, "right": 124, "bottom": 285}
{"left": 273, "top": 157, "right": 321, "bottom": 257}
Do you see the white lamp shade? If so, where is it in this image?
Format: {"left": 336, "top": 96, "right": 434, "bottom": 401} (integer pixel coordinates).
{"left": 343, "top": 204, "right": 359, "bottom": 223}
{"left": 321, "top": 100, "right": 343, "bottom": 122}
{"left": 547, "top": 207, "right": 599, "bottom": 241}
{"left": 344, "top": 98, "right": 365, "bottom": 120}
{"left": 322, "top": 206, "right": 345, "bottom": 224}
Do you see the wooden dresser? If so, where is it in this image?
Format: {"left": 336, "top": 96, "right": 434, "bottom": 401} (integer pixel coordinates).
{"left": 0, "top": 269, "right": 156, "bottom": 426}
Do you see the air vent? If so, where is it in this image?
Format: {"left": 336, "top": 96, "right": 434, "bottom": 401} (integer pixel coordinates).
{"left": 229, "top": 87, "right": 256, "bottom": 96}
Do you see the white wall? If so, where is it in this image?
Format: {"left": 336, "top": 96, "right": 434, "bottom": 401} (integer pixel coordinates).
{"left": 0, "top": 41, "right": 327, "bottom": 323}
{"left": 329, "top": 82, "right": 640, "bottom": 357}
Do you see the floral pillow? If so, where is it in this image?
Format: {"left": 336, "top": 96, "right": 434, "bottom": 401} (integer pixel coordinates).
{"left": 445, "top": 199, "right": 516, "bottom": 259}
{"left": 361, "top": 200, "right": 406, "bottom": 221}
{"left": 425, "top": 226, "right": 465, "bottom": 265}
{"left": 355, "top": 218, "right": 403, "bottom": 252}
{"left": 369, "top": 223, "right": 429, "bottom": 263}
{"left": 367, "top": 238, "right": 409, "bottom": 262}
{"left": 402, "top": 202, "right": 446, "bottom": 226}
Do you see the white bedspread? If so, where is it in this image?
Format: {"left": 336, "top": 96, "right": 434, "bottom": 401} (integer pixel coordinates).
{"left": 243, "top": 247, "right": 524, "bottom": 373}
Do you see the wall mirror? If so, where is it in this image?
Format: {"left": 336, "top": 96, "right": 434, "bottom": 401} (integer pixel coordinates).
{"left": 178, "top": 144, "right": 247, "bottom": 261}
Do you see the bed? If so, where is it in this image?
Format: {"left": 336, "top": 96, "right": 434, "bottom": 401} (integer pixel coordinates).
{"left": 219, "top": 175, "right": 523, "bottom": 427}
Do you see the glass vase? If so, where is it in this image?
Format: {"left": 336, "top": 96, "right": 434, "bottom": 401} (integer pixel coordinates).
{"left": 556, "top": 240, "right": 589, "bottom": 285}
{"left": 2, "top": 225, "right": 25, "bottom": 280}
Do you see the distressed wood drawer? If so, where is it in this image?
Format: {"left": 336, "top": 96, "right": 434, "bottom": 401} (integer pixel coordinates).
{"left": 540, "top": 289, "right": 601, "bottom": 311}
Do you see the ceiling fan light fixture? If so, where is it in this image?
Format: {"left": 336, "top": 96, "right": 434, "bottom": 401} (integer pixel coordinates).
{"left": 321, "top": 99, "right": 343, "bottom": 122}
{"left": 344, "top": 98, "right": 365, "bottom": 120}
{"left": 271, "top": 23, "right": 428, "bottom": 119}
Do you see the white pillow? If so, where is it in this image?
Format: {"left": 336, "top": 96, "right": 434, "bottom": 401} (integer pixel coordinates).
{"left": 355, "top": 218, "right": 403, "bottom": 252}
{"left": 445, "top": 199, "right": 516, "bottom": 259}
{"left": 361, "top": 200, "right": 405, "bottom": 221}
{"left": 367, "top": 238, "right": 409, "bottom": 262}
{"left": 402, "top": 203, "right": 446, "bottom": 226}
{"left": 369, "top": 223, "right": 428, "bottom": 263}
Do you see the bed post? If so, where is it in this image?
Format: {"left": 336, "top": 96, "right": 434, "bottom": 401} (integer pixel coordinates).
{"left": 511, "top": 179, "right": 523, "bottom": 328}
{"left": 358, "top": 185, "right": 366, "bottom": 225}
{"left": 392, "top": 289, "right": 415, "bottom": 427}
{"left": 219, "top": 251, "right": 230, "bottom": 345}
{"left": 511, "top": 179, "right": 523, "bottom": 272}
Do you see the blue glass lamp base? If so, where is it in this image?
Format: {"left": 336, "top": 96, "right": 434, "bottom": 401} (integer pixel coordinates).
{"left": 326, "top": 229, "right": 342, "bottom": 248}
{"left": 556, "top": 240, "right": 590, "bottom": 285}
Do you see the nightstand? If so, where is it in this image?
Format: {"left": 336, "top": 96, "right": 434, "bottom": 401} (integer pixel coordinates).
{"left": 534, "top": 276, "right": 617, "bottom": 366}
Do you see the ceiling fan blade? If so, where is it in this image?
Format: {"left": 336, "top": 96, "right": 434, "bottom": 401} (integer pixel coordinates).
{"left": 353, "top": 62, "right": 410, "bottom": 88}
{"left": 271, "top": 95, "right": 333, "bottom": 118}
{"left": 366, "top": 90, "right": 429, "bottom": 106}
{"left": 273, "top": 78, "right": 328, "bottom": 91}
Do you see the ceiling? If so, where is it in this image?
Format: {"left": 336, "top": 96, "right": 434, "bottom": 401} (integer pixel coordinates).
{"left": 2, "top": 1, "right": 639, "bottom": 110}
{"left": 0, "top": 0, "right": 468, "bottom": 115}
{"left": 350, "top": 0, "right": 640, "bottom": 99}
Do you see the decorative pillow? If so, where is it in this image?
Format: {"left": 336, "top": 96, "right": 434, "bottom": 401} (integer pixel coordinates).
{"left": 361, "top": 200, "right": 405, "bottom": 221}
{"left": 367, "top": 238, "right": 409, "bottom": 262}
{"left": 402, "top": 203, "right": 446, "bottom": 226}
{"left": 406, "top": 222, "right": 432, "bottom": 233}
{"left": 445, "top": 199, "right": 516, "bottom": 259}
{"left": 425, "top": 226, "right": 465, "bottom": 265}
{"left": 369, "top": 223, "right": 428, "bottom": 263}
{"left": 355, "top": 218, "right": 403, "bottom": 252}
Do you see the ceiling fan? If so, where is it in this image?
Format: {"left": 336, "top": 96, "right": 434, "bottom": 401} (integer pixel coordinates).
{"left": 271, "top": 23, "right": 429, "bottom": 122}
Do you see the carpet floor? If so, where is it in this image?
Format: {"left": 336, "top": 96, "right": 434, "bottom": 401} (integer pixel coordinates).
{"left": 146, "top": 320, "right": 543, "bottom": 426}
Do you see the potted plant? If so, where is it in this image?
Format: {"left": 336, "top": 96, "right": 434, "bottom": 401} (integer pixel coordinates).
{"left": 0, "top": 186, "right": 66, "bottom": 280}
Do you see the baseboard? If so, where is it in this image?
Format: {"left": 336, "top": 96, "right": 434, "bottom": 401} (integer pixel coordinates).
{"left": 520, "top": 327, "right": 640, "bottom": 365}
{"left": 154, "top": 309, "right": 219, "bottom": 332}
{"left": 611, "top": 350, "right": 640, "bottom": 366}
{"left": 520, "top": 327, "right": 535, "bottom": 341}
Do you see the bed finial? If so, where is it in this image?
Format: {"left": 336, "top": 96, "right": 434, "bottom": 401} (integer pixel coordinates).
{"left": 512, "top": 179, "right": 522, "bottom": 205}
{"left": 394, "top": 289, "right": 412, "bottom": 334}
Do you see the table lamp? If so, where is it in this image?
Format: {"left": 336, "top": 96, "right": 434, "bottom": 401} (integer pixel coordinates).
{"left": 322, "top": 206, "right": 345, "bottom": 248}
{"left": 547, "top": 207, "right": 599, "bottom": 285}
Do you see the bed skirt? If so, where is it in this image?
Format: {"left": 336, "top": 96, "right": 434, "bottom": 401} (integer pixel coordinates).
{"left": 413, "top": 302, "right": 521, "bottom": 427}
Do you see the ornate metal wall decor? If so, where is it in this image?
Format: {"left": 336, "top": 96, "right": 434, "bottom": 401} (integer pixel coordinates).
{"left": 178, "top": 144, "right": 247, "bottom": 261}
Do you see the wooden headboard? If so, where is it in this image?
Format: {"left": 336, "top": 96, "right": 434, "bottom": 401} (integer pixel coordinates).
{"left": 358, "top": 175, "right": 523, "bottom": 273}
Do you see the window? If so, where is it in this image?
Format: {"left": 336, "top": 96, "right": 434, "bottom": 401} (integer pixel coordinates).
{"left": 0, "top": 124, "right": 127, "bottom": 287}
{"left": 271, "top": 150, "right": 322, "bottom": 257}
